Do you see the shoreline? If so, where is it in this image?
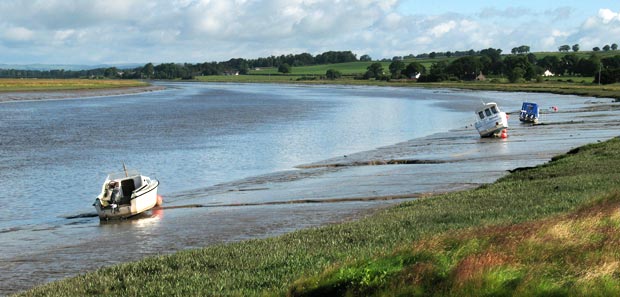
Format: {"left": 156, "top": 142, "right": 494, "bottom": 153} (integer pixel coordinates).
{"left": 21, "top": 118, "right": 620, "bottom": 295}
{"left": 193, "top": 75, "right": 620, "bottom": 101}
{"left": 0, "top": 84, "right": 166, "bottom": 103}
{"left": 4, "top": 82, "right": 620, "bottom": 294}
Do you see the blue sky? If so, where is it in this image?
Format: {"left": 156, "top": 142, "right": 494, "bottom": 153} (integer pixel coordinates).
{"left": 398, "top": 0, "right": 617, "bottom": 16}
{"left": 0, "top": 0, "right": 619, "bottom": 65}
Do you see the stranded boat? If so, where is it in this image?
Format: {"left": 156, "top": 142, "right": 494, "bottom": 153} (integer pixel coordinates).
{"left": 519, "top": 102, "right": 540, "bottom": 123}
{"left": 93, "top": 167, "right": 160, "bottom": 220}
{"left": 474, "top": 102, "right": 509, "bottom": 137}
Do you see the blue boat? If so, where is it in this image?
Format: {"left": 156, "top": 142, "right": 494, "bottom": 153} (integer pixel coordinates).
{"left": 519, "top": 102, "right": 539, "bottom": 123}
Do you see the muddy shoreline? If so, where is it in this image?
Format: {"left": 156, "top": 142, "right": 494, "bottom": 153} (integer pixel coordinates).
{"left": 0, "top": 85, "right": 166, "bottom": 103}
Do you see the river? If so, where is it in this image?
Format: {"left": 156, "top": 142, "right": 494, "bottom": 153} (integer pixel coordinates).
{"left": 1, "top": 82, "right": 617, "bottom": 295}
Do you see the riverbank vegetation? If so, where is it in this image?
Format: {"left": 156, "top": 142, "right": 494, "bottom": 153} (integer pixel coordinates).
{"left": 0, "top": 78, "right": 147, "bottom": 92}
{"left": 21, "top": 136, "right": 620, "bottom": 296}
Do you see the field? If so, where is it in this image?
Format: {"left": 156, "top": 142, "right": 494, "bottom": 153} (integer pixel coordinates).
{"left": 20, "top": 136, "right": 620, "bottom": 296}
{"left": 0, "top": 78, "right": 148, "bottom": 92}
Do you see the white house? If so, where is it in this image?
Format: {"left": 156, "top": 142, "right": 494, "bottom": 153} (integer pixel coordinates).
{"left": 543, "top": 70, "right": 555, "bottom": 77}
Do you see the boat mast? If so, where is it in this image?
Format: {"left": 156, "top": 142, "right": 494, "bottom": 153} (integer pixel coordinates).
{"left": 122, "top": 162, "right": 128, "bottom": 177}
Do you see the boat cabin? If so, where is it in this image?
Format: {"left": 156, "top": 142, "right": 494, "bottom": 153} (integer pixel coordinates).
{"left": 474, "top": 102, "right": 508, "bottom": 137}
{"left": 519, "top": 102, "right": 539, "bottom": 123}
{"left": 477, "top": 104, "right": 500, "bottom": 121}
{"left": 102, "top": 170, "right": 149, "bottom": 205}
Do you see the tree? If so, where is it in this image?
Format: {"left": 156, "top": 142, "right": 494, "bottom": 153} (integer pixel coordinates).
{"left": 537, "top": 55, "right": 561, "bottom": 74}
{"left": 278, "top": 63, "right": 291, "bottom": 73}
{"left": 429, "top": 52, "right": 437, "bottom": 59}
{"left": 359, "top": 54, "right": 372, "bottom": 61}
{"left": 575, "top": 56, "right": 599, "bottom": 76}
{"left": 403, "top": 62, "right": 426, "bottom": 79}
{"left": 418, "top": 61, "right": 448, "bottom": 82}
{"left": 612, "top": 43, "right": 619, "bottom": 51}
{"left": 142, "top": 63, "right": 154, "bottom": 78}
{"left": 559, "top": 45, "right": 570, "bottom": 52}
{"left": 104, "top": 67, "right": 119, "bottom": 78}
{"left": 480, "top": 48, "right": 503, "bottom": 75}
{"left": 388, "top": 60, "right": 405, "bottom": 78}
{"left": 364, "top": 62, "right": 384, "bottom": 79}
{"left": 572, "top": 44, "right": 580, "bottom": 52}
{"left": 512, "top": 45, "right": 530, "bottom": 54}
{"left": 593, "top": 47, "right": 601, "bottom": 52}
{"left": 446, "top": 56, "right": 482, "bottom": 80}
{"left": 561, "top": 54, "right": 579, "bottom": 75}
{"left": 238, "top": 60, "right": 250, "bottom": 75}
{"left": 325, "top": 69, "right": 341, "bottom": 80}
{"left": 508, "top": 67, "right": 525, "bottom": 83}
{"left": 603, "top": 45, "right": 611, "bottom": 51}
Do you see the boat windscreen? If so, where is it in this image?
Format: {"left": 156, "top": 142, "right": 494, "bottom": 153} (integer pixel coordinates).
{"left": 108, "top": 169, "right": 140, "bottom": 180}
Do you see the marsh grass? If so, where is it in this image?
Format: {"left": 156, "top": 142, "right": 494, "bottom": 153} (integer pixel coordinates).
{"left": 0, "top": 79, "right": 147, "bottom": 92}
{"left": 20, "top": 137, "right": 620, "bottom": 296}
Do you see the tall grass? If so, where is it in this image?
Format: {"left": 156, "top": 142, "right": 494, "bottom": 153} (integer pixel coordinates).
{"left": 19, "top": 137, "right": 620, "bottom": 296}
{"left": 0, "top": 79, "right": 147, "bottom": 92}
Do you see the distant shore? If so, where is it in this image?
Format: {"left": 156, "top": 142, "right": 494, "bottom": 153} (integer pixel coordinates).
{"left": 0, "top": 84, "right": 165, "bottom": 103}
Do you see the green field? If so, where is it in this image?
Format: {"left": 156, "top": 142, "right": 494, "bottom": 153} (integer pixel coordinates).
{"left": 245, "top": 50, "right": 615, "bottom": 77}
{"left": 21, "top": 135, "right": 620, "bottom": 296}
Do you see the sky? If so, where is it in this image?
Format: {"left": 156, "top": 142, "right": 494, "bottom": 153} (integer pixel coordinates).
{"left": 1, "top": 0, "right": 619, "bottom": 65}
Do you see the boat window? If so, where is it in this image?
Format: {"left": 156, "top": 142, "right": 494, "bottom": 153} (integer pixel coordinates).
{"left": 485, "top": 109, "right": 492, "bottom": 117}
{"left": 491, "top": 106, "right": 498, "bottom": 114}
{"left": 478, "top": 111, "right": 484, "bottom": 119}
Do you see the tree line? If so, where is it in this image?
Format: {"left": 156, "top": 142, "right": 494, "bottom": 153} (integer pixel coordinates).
{"left": 0, "top": 51, "right": 359, "bottom": 80}
{"left": 362, "top": 47, "right": 620, "bottom": 84}
{"left": 3, "top": 48, "right": 620, "bottom": 84}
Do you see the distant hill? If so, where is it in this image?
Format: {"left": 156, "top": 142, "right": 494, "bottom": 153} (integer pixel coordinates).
{"left": 0, "top": 63, "right": 144, "bottom": 71}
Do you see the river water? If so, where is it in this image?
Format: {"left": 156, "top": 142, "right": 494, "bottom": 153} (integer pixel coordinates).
{"left": 0, "top": 82, "right": 476, "bottom": 231}
{"left": 2, "top": 82, "right": 616, "bottom": 295}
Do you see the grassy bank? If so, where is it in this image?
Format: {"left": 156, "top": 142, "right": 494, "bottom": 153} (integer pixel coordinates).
{"left": 194, "top": 75, "right": 620, "bottom": 101}
{"left": 291, "top": 191, "right": 620, "bottom": 296}
{"left": 21, "top": 137, "right": 620, "bottom": 296}
{"left": 0, "top": 78, "right": 148, "bottom": 92}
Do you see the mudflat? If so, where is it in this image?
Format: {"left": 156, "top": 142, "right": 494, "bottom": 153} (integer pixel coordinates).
{"left": 0, "top": 84, "right": 165, "bottom": 103}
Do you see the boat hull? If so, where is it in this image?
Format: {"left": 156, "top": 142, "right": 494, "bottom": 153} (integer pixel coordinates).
{"left": 95, "top": 180, "right": 159, "bottom": 220}
{"left": 475, "top": 112, "right": 508, "bottom": 137}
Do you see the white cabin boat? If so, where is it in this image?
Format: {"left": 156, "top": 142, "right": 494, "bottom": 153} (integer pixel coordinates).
{"left": 93, "top": 169, "right": 160, "bottom": 220}
{"left": 474, "top": 102, "right": 508, "bottom": 137}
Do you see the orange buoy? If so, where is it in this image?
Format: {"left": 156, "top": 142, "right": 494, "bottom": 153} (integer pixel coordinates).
{"left": 500, "top": 129, "right": 508, "bottom": 139}
{"left": 155, "top": 194, "right": 164, "bottom": 206}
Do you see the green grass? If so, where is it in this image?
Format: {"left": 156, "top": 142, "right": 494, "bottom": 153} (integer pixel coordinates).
{"left": 290, "top": 191, "right": 620, "bottom": 296}
{"left": 248, "top": 58, "right": 447, "bottom": 76}
{"left": 195, "top": 74, "right": 620, "bottom": 101}
{"left": 0, "top": 78, "right": 148, "bottom": 92}
{"left": 20, "top": 136, "right": 620, "bottom": 296}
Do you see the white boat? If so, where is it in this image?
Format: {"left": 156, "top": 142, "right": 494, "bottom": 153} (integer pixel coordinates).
{"left": 93, "top": 168, "right": 160, "bottom": 220}
{"left": 474, "top": 102, "right": 509, "bottom": 137}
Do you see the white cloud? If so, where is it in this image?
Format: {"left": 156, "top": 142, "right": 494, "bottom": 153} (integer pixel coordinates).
{"left": 430, "top": 21, "right": 456, "bottom": 37}
{"left": 598, "top": 8, "right": 620, "bottom": 24}
{"left": 4, "top": 27, "right": 34, "bottom": 41}
{"left": 0, "top": 1, "right": 617, "bottom": 64}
